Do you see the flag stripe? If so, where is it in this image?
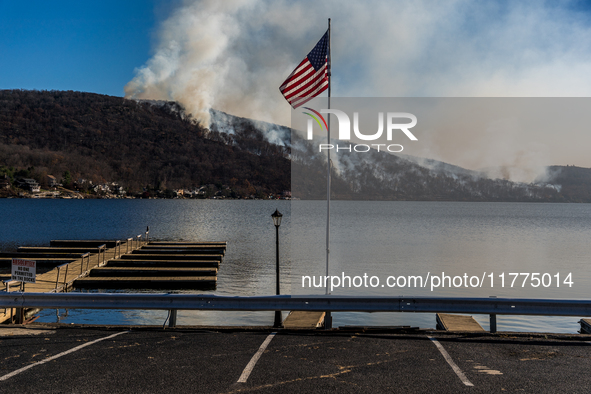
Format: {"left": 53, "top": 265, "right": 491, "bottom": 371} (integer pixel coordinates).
{"left": 289, "top": 82, "right": 328, "bottom": 108}
{"left": 288, "top": 75, "right": 328, "bottom": 102}
{"left": 283, "top": 63, "right": 327, "bottom": 100}
{"left": 287, "top": 76, "right": 328, "bottom": 105}
{"left": 281, "top": 64, "right": 317, "bottom": 94}
{"left": 281, "top": 63, "right": 327, "bottom": 103}
{"left": 279, "top": 60, "right": 309, "bottom": 91}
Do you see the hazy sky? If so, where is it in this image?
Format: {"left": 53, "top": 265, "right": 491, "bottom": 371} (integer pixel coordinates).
{"left": 3, "top": 0, "right": 591, "bottom": 171}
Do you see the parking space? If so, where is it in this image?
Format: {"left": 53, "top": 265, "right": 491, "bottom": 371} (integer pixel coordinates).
{"left": 241, "top": 332, "right": 465, "bottom": 393}
{"left": 0, "top": 328, "right": 271, "bottom": 393}
{"left": 434, "top": 335, "right": 591, "bottom": 392}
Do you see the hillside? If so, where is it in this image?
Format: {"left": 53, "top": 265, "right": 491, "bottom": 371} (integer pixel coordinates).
{"left": 209, "top": 109, "right": 591, "bottom": 202}
{"left": 0, "top": 90, "right": 289, "bottom": 197}
{"left": 544, "top": 165, "right": 591, "bottom": 203}
{"left": 1, "top": 89, "right": 591, "bottom": 202}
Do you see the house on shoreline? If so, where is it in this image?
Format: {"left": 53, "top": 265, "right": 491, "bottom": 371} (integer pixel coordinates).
{"left": 0, "top": 175, "right": 10, "bottom": 190}
{"left": 16, "top": 178, "right": 40, "bottom": 193}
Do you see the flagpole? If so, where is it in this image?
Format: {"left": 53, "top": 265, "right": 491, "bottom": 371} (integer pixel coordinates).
{"left": 325, "top": 17, "right": 332, "bottom": 330}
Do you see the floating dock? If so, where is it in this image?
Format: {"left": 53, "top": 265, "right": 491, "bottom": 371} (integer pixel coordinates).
{"left": 1, "top": 239, "right": 130, "bottom": 323}
{"left": 436, "top": 313, "right": 485, "bottom": 332}
{"left": 74, "top": 242, "right": 225, "bottom": 290}
{"left": 579, "top": 319, "right": 591, "bottom": 334}
{"left": 1, "top": 237, "right": 226, "bottom": 323}
{"left": 283, "top": 311, "right": 326, "bottom": 329}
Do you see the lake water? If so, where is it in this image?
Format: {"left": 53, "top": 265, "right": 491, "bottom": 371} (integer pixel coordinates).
{"left": 1, "top": 199, "right": 590, "bottom": 333}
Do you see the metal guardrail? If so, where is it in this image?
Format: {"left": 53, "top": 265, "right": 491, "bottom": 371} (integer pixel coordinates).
{"left": 2, "top": 294, "right": 591, "bottom": 317}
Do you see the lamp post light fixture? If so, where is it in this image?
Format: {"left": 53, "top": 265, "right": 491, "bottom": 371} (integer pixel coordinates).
{"left": 271, "top": 209, "right": 283, "bottom": 328}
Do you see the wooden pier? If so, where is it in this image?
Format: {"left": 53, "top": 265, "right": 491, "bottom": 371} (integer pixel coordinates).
{"left": 75, "top": 242, "right": 225, "bottom": 290}
{"left": 436, "top": 313, "right": 485, "bottom": 332}
{"left": 283, "top": 311, "right": 326, "bottom": 329}
{"left": 1, "top": 238, "right": 226, "bottom": 323}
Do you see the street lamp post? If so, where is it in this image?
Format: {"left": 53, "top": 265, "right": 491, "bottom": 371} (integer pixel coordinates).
{"left": 271, "top": 209, "right": 283, "bottom": 328}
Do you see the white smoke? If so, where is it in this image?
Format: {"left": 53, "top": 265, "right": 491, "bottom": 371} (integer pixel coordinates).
{"left": 125, "top": 0, "right": 591, "bottom": 177}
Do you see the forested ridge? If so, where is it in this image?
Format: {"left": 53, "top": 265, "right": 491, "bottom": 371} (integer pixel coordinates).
{"left": 1, "top": 89, "right": 591, "bottom": 202}
{"left": 0, "top": 89, "right": 289, "bottom": 197}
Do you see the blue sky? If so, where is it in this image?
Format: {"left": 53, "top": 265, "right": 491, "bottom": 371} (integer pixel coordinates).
{"left": 0, "top": 0, "right": 166, "bottom": 96}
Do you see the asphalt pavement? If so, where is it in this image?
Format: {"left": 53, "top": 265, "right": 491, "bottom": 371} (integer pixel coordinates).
{"left": 1, "top": 326, "right": 590, "bottom": 393}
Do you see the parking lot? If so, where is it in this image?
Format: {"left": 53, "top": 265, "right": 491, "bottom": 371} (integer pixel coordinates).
{"left": 1, "top": 326, "right": 590, "bottom": 393}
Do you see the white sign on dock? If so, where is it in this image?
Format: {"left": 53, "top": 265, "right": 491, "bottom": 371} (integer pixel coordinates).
{"left": 11, "top": 258, "right": 36, "bottom": 283}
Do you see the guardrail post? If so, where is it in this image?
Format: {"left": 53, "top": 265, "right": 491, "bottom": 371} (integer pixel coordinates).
{"left": 324, "top": 311, "right": 332, "bottom": 330}
{"left": 14, "top": 282, "right": 25, "bottom": 323}
{"left": 169, "top": 309, "right": 177, "bottom": 328}
{"left": 15, "top": 307, "right": 24, "bottom": 324}
{"left": 490, "top": 296, "right": 497, "bottom": 333}
{"left": 490, "top": 314, "right": 497, "bottom": 333}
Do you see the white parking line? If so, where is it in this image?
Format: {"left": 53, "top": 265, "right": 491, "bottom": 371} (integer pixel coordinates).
{"left": 428, "top": 336, "right": 474, "bottom": 387}
{"left": 237, "top": 332, "right": 277, "bottom": 383}
{"left": 0, "top": 331, "right": 128, "bottom": 382}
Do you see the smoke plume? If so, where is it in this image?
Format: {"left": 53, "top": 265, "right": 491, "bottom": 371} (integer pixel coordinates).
{"left": 125, "top": 0, "right": 591, "bottom": 179}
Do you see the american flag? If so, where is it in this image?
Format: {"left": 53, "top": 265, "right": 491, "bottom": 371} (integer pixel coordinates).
{"left": 279, "top": 30, "right": 329, "bottom": 108}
